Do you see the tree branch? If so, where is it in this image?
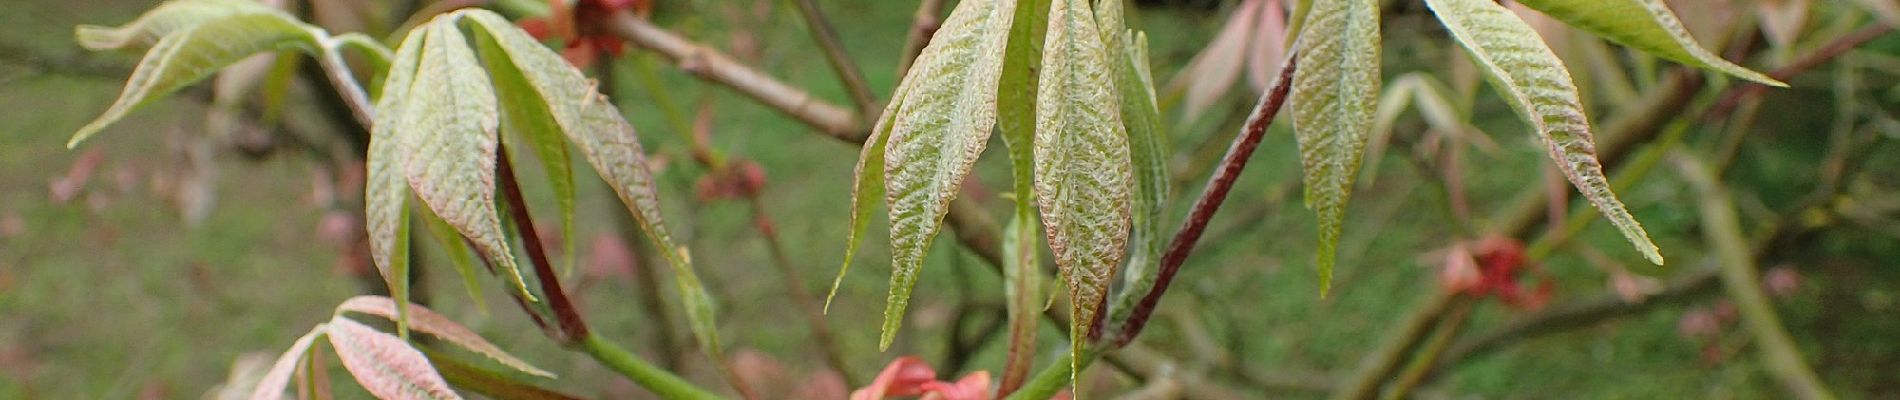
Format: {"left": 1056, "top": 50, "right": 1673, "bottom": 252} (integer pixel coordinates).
{"left": 1112, "top": 56, "right": 1298, "bottom": 345}
{"left": 603, "top": 11, "right": 865, "bottom": 142}
{"left": 790, "top": 0, "right": 881, "bottom": 119}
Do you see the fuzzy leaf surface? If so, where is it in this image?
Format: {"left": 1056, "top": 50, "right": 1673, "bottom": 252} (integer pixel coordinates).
{"left": 69, "top": 12, "right": 318, "bottom": 147}
{"left": 326, "top": 317, "right": 463, "bottom": 400}
{"left": 875, "top": 0, "right": 1018, "bottom": 350}
{"left": 1096, "top": 0, "right": 1171, "bottom": 330}
{"left": 1513, "top": 0, "right": 1783, "bottom": 86}
{"left": 399, "top": 20, "right": 534, "bottom": 301}
{"left": 1037, "top": 0, "right": 1134, "bottom": 364}
{"left": 1426, "top": 0, "right": 1665, "bottom": 265}
{"left": 1289, "top": 0, "right": 1380, "bottom": 295}
{"left": 366, "top": 25, "right": 428, "bottom": 334}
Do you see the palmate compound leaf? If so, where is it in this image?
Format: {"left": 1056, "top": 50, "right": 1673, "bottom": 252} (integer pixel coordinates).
{"left": 458, "top": 10, "right": 725, "bottom": 354}
{"left": 326, "top": 317, "right": 464, "bottom": 400}
{"left": 849, "top": 0, "right": 1019, "bottom": 350}
{"left": 1425, "top": 0, "right": 1665, "bottom": 265}
{"left": 1512, "top": 0, "right": 1785, "bottom": 86}
{"left": 334, "top": 296, "right": 554, "bottom": 378}
{"left": 1037, "top": 0, "right": 1134, "bottom": 370}
{"left": 74, "top": 0, "right": 279, "bottom": 51}
{"left": 396, "top": 18, "right": 539, "bottom": 304}
{"left": 1289, "top": 0, "right": 1380, "bottom": 296}
{"left": 1094, "top": 0, "right": 1171, "bottom": 334}
{"left": 251, "top": 325, "right": 326, "bottom": 400}
{"left": 68, "top": 12, "right": 320, "bottom": 147}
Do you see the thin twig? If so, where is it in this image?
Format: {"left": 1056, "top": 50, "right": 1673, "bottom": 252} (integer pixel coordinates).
{"left": 896, "top": 0, "right": 948, "bottom": 77}
{"left": 790, "top": 0, "right": 880, "bottom": 119}
{"left": 603, "top": 11, "right": 864, "bottom": 142}
{"left": 499, "top": 148, "right": 591, "bottom": 344}
{"left": 1111, "top": 56, "right": 1298, "bottom": 346}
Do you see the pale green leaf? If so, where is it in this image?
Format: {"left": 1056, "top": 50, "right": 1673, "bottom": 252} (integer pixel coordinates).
{"left": 69, "top": 12, "right": 319, "bottom": 147}
{"left": 825, "top": 86, "right": 903, "bottom": 313}
{"left": 1513, "top": 0, "right": 1784, "bottom": 86}
{"left": 876, "top": 0, "right": 1019, "bottom": 350}
{"left": 1426, "top": 0, "right": 1665, "bottom": 265}
{"left": 1849, "top": 0, "right": 1900, "bottom": 27}
{"left": 474, "top": 26, "right": 577, "bottom": 277}
{"left": 334, "top": 296, "right": 554, "bottom": 378}
{"left": 366, "top": 25, "right": 428, "bottom": 334}
{"left": 460, "top": 10, "right": 724, "bottom": 357}
{"left": 1289, "top": 0, "right": 1380, "bottom": 296}
{"left": 996, "top": 0, "right": 1048, "bottom": 391}
{"left": 75, "top": 0, "right": 278, "bottom": 51}
{"left": 325, "top": 317, "right": 464, "bottom": 400}
{"left": 1036, "top": 0, "right": 1133, "bottom": 368}
{"left": 1096, "top": 0, "right": 1171, "bottom": 331}
{"left": 249, "top": 325, "right": 326, "bottom": 400}
{"left": 400, "top": 20, "right": 534, "bottom": 300}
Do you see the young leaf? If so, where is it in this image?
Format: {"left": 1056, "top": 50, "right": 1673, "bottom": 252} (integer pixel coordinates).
{"left": 333, "top": 296, "right": 555, "bottom": 378}
{"left": 826, "top": 83, "right": 906, "bottom": 313}
{"left": 1512, "top": 0, "right": 1785, "bottom": 86}
{"left": 1096, "top": 0, "right": 1171, "bottom": 332}
{"left": 460, "top": 10, "right": 725, "bottom": 360}
{"left": 250, "top": 325, "right": 326, "bottom": 400}
{"left": 1037, "top": 0, "right": 1134, "bottom": 367}
{"left": 474, "top": 25, "right": 578, "bottom": 276}
{"left": 1289, "top": 0, "right": 1380, "bottom": 295}
{"left": 995, "top": 0, "right": 1048, "bottom": 393}
{"left": 325, "top": 317, "right": 464, "bottom": 400}
{"left": 400, "top": 20, "right": 536, "bottom": 301}
{"left": 418, "top": 204, "right": 489, "bottom": 310}
{"left": 1425, "top": 0, "right": 1665, "bottom": 265}
{"left": 366, "top": 26, "right": 430, "bottom": 332}
{"left": 75, "top": 0, "right": 279, "bottom": 51}
{"left": 69, "top": 12, "right": 319, "bottom": 147}
{"left": 876, "top": 0, "right": 1019, "bottom": 350}
{"left": 1165, "top": 0, "right": 1260, "bottom": 124}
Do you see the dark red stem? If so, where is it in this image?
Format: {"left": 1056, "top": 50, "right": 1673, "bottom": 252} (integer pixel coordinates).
{"left": 498, "top": 147, "right": 591, "bottom": 344}
{"left": 1112, "top": 57, "right": 1298, "bottom": 346}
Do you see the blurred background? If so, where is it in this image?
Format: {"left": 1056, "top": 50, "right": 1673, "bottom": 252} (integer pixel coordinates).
{"left": 2, "top": 0, "right": 1898, "bottom": 398}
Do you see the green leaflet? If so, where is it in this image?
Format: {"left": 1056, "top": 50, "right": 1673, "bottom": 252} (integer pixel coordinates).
{"left": 325, "top": 317, "right": 465, "bottom": 400}
{"left": 825, "top": 90, "right": 901, "bottom": 314}
{"left": 1095, "top": 0, "right": 1171, "bottom": 332}
{"left": 1513, "top": 0, "right": 1784, "bottom": 86}
{"left": 996, "top": 0, "right": 1048, "bottom": 392}
{"left": 399, "top": 20, "right": 535, "bottom": 304}
{"left": 1289, "top": 0, "right": 1380, "bottom": 296}
{"left": 69, "top": 12, "right": 319, "bottom": 147}
{"left": 472, "top": 25, "right": 578, "bottom": 278}
{"left": 459, "top": 10, "right": 724, "bottom": 356}
{"left": 75, "top": 0, "right": 277, "bottom": 51}
{"left": 876, "top": 0, "right": 1019, "bottom": 350}
{"left": 366, "top": 25, "right": 429, "bottom": 333}
{"left": 1037, "top": 0, "right": 1134, "bottom": 374}
{"left": 1426, "top": 0, "right": 1665, "bottom": 265}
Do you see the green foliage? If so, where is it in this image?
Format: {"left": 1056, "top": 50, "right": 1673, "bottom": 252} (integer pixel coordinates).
{"left": 253, "top": 297, "right": 544, "bottom": 400}
{"left": 1288, "top": 0, "right": 1382, "bottom": 296}
{"left": 1037, "top": 0, "right": 1135, "bottom": 374}
{"left": 1096, "top": 0, "right": 1172, "bottom": 330}
{"left": 1425, "top": 0, "right": 1664, "bottom": 265}
{"left": 69, "top": 11, "right": 320, "bottom": 147}
{"left": 74, "top": 0, "right": 281, "bottom": 51}
{"left": 1512, "top": 0, "right": 1785, "bottom": 86}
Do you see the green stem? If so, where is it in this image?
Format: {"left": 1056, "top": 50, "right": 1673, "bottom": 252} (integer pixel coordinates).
{"left": 1005, "top": 348, "right": 1100, "bottom": 400}
{"left": 578, "top": 335, "right": 725, "bottom": 400}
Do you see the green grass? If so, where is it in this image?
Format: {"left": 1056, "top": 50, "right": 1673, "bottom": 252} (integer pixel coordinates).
{"left": 2, "top": 0, "right": 1897, "bottom": 398}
